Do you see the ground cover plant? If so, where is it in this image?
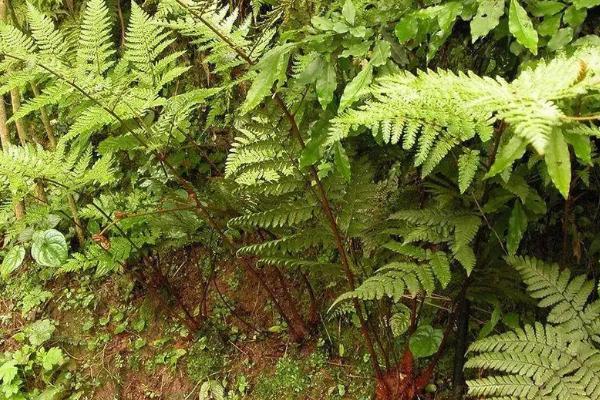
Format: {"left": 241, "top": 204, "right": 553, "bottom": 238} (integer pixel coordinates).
{"left": 0, "top": 0, "right": 600, "bottom": 399}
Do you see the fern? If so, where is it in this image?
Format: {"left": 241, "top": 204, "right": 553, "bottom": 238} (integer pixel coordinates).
{"left": 0, "top": 143, "right": 114, "bottom": 192}
{"left": 391, "top": 207, "right": 481, "bottom": 274}
{"left": 458, "top": 149, "right": 480, "bottom": 194}
{"left": 26, "top": 2, "right": 69, "bottom": 60}
{"left": 466, "top": 257, "right": 600, "bottom": 399}
{"left": 125, "top": 3, "right": 182, "bottom": 87}
{"left": 158, "top": 0, "right": 254, "bottom": 74}
{"left": 331, "top": 251, "right": 451, "bottom": 308}
{"left": 328, "top": 47, "right": 600, "bottom": 196}
{"left": 76, "top": 0, "right": 115, "bottom": 75}
{"left": 508, "top": 256, "right": 600, "bottom": 342}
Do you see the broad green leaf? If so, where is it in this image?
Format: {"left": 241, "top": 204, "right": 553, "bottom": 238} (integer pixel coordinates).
{"left": 370, "top": 40, "right": 391, "bottom": 67}
{"left": 311, "top": 16, "right": 334, "bottom": 31}
{"left": 427, "top": 2, "right": 463, "bottom": 60}
{"left": 296, "top": 55, "right": 323, "bottom": 84}
{"left": 349, "top": 26, "right": 368, "bottom": 37}
{"left": 563, "top": 6, "right": 587, "bottom": 26}
{"left": 333, "top": 21, "right": 350, "bottom": 33}
{"left": 478, "top": 304, "right": 501, "bottom": 338}
{"left": 537, "top": 14, "right": 561, "bottom": 36}
{"left": 342, "top": 0, "right": 356, "bottom": 25}
{"left": 564, "top": 132, "right": 591, "bottom": 165}
{"left": 240, "top": 45, "right": 292, "bottom": 114}
{"left": 31, "top": 229, "right": 68, "bottom": 267}
{"left": 25, "top": 319, "right": 56, "bottom": 346}
{"left": 38, "top": 387, "right": 67, "bottom": 400}
{"left": 502, "top": 312, "right": 521, "bottom": 330}
{"left": 339, "top": 64, "right": 373, "bottom": 111}
{"left": 300, "top": 113, "right": 331, "bottom": 167}
{"left": 395, "top": 15, "right": 419, "bottom": 42}
{"left": 573, "top": 0, "right": 600, "bottom": 8}
{"left": 471, "top": 0, "right": 505, "bottom": 42}
{"left": 486, "top": 136, "right": 527, "bottom": 178}
{"left": 41, "top": 347, "right": 64, "bottom": 371}
{"left": 437, "top": 1, "right": 463, "bottom": 31}
{"left": 0, "top": 360, "right": 18, "bottom": 384}
{"left": 316, "top": 61, "right": 337, "bottom": 109}
{"left": 509, "top": 0, "right": 538, "bottom": 55}
{"left": 507, "top": 200, "right": 528, "bottom": 255}
{"left": 340, "top": 42, "right": 370, "bottom": 58}
{"left": 545, "top": 128, "right": 571, "bottom": 198}
{"left": 409, "top": 325, "right": 443, "bottom": 358}
{"left": 530, "top": 1, "right": 565, "bottom": 17}
{"left": 547, "top": 27, "right": 573, "bottom": 51}
{"left": 334, "top": 142, "right": 351, "bottom": 181}
{"left": 1, "top": 245, "right": 25, "bottom": 278}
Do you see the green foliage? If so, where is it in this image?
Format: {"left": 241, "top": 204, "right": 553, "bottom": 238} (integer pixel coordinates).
{"left": 466, "top": 257, "right": 600, "bottom": 399}
{"left": 0, "top": 319, "right": 68, "bottom": 399}
{"left": 409, "top": 324, "right": 443, "bottom": 358}
{"left": 31, "top": 229, "right": 68, "bottom": 267}
{"left": 329, "top": 47, "right": 600, "bottom": 198}
{"left": 253, "top": 356, "right": 309, "bottom": 400}
{"left": 0, "top": 0, "right": 598, "bottom": 398}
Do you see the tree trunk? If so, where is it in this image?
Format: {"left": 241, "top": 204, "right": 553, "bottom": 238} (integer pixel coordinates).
{"left": 452, "top": 297, "right": 470, "bottom": 399}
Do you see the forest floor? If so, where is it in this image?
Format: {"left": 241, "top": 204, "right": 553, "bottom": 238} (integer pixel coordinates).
{"left": 1, "top": 245, "right": 381, "bottom": 399}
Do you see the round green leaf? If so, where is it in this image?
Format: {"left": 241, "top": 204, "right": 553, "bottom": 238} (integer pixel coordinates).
{"left": 409, "top": 325, "right": 443, "bottom": 358}
{"left": 1, "top": 245, "right": 25, "bottom": 278}
{"left": 31, "top": 229, "right": 68, "bottom": 267}
{"left": 395, "top": 15, "right": 419, "bottom": 42}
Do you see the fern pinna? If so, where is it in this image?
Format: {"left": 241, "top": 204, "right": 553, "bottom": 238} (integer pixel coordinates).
{"left": 466, "top": 256, "right": 600, "bottom": 400}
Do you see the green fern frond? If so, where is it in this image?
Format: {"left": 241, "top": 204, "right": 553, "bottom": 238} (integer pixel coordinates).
{"left": 159, "top": 1, "right": 253, "bottom": 74}
{"left": 228, "top": 201, "right": 316, "bottom": 229}
{"left": 458, "top": 149, "right": 480, "bottom": 193}
{"left": 466, "top": 323, "right": 600, "bottom": 399}
{"left": 0, "top": 144, "right": 114, "bottom": 194}
{"left": 329, "top": 48, "right": 600, "bottom": 193}
{"left": 125, "top": 2, "right": 177, "bottom": 86}
{"left": 76, "top": 0, "right": 115, "bottom": 75}
{"left": 237, "top": 228, "right": 334, "bottom": 257}
{"left": 331, "top": 255, "right": 451, "bottom": 309}
{"left": 8, "top": 83, "right": 69, "bottom": 122}
{"left": 26, "top": 2, "right": 69, "bottom": 60}
{"left": 257, "top": 257, "right": 339, "bottom": 270}
{"left": 467, "top": 375, "right": 541, "bottom": 399}
{"left": 507, "top": 256, "right": 600, "bottom": 341}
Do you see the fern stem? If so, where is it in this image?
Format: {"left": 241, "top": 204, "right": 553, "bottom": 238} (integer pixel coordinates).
{"left": 561, "top": 113, "right": 600, "bottom": 121}
{"left": 30, "top": 83, "right": 57, "bottom": 148}
{"left": 0, "top": 95, "right": 10, "bottom": 150}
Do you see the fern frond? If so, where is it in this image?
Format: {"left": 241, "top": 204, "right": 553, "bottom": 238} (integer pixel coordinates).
{"left": 125, "top": 3, "right": 177, "bottom": 86}
{"left": 331, "top": 256, "right": 451, "bottom": 309}
{"left": 76, "top": 0, "right": 115, "bottom": 75}
{"left": 228, "top": 201, "right": 316, "bottom": 229}
{"left": 458, "top": 149, "right": 480, "bottom": 193}
{"left": 26, "top": 2, "right": 69, "bottom": 60}
{"left": 507, "top": 256, "right": 600, "bottom": 341}
{"left": 467, "top": 323, "right": 600, "bottom": 399}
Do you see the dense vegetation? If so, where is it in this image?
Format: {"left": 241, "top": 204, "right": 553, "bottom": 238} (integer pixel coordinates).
{"left": 0, "top": 0, "right": 599, "bottom": 399}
